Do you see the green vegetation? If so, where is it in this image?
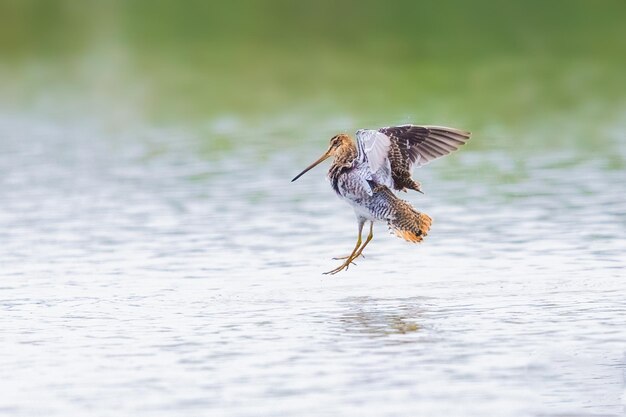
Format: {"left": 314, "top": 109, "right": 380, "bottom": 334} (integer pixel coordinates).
{"left": 1, "top": 0, "right": 625, "bottom": 152}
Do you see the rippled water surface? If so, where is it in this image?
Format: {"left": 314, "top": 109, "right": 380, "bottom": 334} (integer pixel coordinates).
{"left": 1, "top": 115, "right": 625, "bottom": 417}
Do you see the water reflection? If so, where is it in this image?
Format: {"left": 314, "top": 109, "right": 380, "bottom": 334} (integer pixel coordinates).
{"left": 337, "top": 297, "right": 423, "bottom": 338}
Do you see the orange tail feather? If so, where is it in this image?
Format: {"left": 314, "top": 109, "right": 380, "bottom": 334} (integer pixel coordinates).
{"left": 371, "top": 185, "right": 433, "bottom": 243}
{"left": 388, "top": 202, "right": 432, "bottom": 243}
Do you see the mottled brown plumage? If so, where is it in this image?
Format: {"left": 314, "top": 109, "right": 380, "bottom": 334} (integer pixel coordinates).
{"left": 327, "top": 134, "right": 357, "bottom": 194}
{"left": 379, "top": 125, "right": 471, "bottom": 192}
{"left": 373, "top": 185, "right": 432, "bottom": 242}
{"left": 291, "top": 124, "right": 471, "bottom": 274}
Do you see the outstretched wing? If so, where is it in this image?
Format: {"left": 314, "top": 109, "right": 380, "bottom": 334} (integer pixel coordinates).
{"left": 379, "top": 125, "right": 471, "bottom": 168}
{"left": 357, "top": 124, "right": 471, "bottom": 192}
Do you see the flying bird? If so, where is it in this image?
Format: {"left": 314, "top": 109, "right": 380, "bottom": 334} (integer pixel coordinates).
{"left": 292, "top": 124, "right": 471, "bottom": 274}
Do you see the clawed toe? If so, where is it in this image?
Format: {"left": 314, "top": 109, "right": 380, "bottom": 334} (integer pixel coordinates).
{"left": 323, "top": 259, "right": 355, "bottom": 275}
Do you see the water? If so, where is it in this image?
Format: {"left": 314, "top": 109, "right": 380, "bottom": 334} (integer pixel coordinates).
{"left": 1, "top": 114, "right": 624, "bottom": 417}
{"left": 1, "top": 2, "right": 626, "bottom": 415}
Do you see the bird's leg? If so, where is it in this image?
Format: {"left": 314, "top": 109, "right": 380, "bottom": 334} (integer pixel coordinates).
{"left": 332, "top": 247, "right": 364, "bottom": 260}
{"left": 333, "top": 220, "right": 374, "bottom": 261}
{"left": 351, "top": 221, "right": 374, "bottom": 260}
{"left": 331, "top": 235, "right": 361, "bottom": 261}
{"left": 324, "top": 220, "right": 365, "bottom": 275}
{"left": 331, "top": 219, "right": 364, "bottom": 260}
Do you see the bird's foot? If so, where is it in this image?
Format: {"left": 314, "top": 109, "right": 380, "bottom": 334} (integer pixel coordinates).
{"left": 332, "top": 253, "right": 365, "bottom": 260}
{"left": 323, "top": 258, "right": 356, "bottom": 275}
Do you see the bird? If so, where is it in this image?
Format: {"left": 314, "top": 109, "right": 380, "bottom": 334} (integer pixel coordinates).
{"left": 291, "top": 124, "right": 471, "bottom": 275}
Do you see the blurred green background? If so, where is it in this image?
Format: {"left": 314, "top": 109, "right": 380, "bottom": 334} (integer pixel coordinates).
{"left": 1, "top": 0, "right": 625, "bottom": 152}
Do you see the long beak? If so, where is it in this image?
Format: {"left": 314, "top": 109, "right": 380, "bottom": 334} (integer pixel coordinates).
{"left": 291, "top": 149, "right": 332, "bottom": 182}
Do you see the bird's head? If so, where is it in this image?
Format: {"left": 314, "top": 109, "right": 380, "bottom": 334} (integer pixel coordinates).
{"left": 291, "top": 134, "right": 352, "bottom": 182}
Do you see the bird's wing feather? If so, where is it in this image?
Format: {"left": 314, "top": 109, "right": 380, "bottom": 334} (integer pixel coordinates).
{"left": 378, "top": 125, "right": 471, "bottom": 168}
{"left": 355, "top": 129, "right": 391, "bottom": 173}
{"left": 356, "top": 125, "right": 470, "bottom": 191}
{"left": 355, "top": 129, "right": 393, "bottom": 188}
